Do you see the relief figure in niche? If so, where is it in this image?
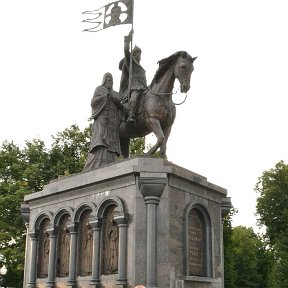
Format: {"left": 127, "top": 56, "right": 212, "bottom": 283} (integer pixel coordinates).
{"left": 103, "top": 206, "right": 119, "bottom": 274}
{"left": 57, "top": 214, "right": 70, "bottom": 277}
{"left": 83, "top": 223, "right": 93, "bottom": 274}
{"left": 37, "top": 219, "right": 50, "bottom": 278}
{"left": 62, "top": 228, "right": 70, "bottom": 275}
{"left": 42, "top": 232, "right": 50, "bottom": 276}
{"left": 78, "top": 210, "right": 93, "bottom": 276}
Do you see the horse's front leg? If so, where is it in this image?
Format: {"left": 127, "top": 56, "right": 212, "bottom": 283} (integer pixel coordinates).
{"left": 159, "top": 125, "right": 172, "bottom": 158}
{"left": 145, "top": 117, "right": 165, "bottom": 155}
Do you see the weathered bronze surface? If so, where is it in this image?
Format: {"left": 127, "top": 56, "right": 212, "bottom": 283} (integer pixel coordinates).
{"left": 83, "top": 34, "right": 196, "bottom": 168}
{"left": 82, "top": 0, "right": 133, "bottom": 32}
{"left": 119, "top": 34, "right": 197, "bottom": 158}
{"left": 83, "top": 73, "right": 126, "bottom": 171}
{"left": 119, "top": 30, "right": 147, "bottom": 124}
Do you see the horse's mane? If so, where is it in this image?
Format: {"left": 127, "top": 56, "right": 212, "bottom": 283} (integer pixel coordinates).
{"left": 150, "top": 51, "right": 192, "bottom": 86}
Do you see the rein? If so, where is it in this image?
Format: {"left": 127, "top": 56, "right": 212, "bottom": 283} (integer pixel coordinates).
{"left": 173, "top": 94, "right": 188, "bottom": 105}
{"left": 147, "top": 86, "right": 188, "bottom": 105}
{"left": 147, "top": 86, "right": 175, "bottom": 96}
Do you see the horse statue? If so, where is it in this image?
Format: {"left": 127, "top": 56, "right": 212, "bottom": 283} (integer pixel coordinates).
{"left": 119, "top": 51, "right": 197, "bottom": 158}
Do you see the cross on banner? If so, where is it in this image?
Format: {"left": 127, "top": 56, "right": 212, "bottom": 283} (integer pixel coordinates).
{"left": 82, "top": 0, "right": 133, "bottom": 32}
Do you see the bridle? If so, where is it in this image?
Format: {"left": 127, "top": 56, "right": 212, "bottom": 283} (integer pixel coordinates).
{"left": 147, "top": 86, "right": 188, "bottom": 105}
{"left": 147, "top": 59, "right": 192, "bottom": 105}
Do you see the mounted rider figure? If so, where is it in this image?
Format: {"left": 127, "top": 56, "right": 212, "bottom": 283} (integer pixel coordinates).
{"left": 119, "top": 30, "right": 147, "bottom": 124}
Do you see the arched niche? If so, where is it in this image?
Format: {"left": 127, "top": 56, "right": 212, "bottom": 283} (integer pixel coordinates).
{"left": 36, "top": 217, "right": 51, "bottom": 279}
{"left": 96, "top": 196, "right": 127, "bottom": 276}
{"left": 54, "top": 207, "right": 73, "bottom": 278}
{"left": 96, "top": 196, "right": 126, "bottom": 219}
{"left": 101, "top": 204, "right": 119, "bottom": 275}
{"left": 183, "top": 203, "right": 212, "bottom": 278}
{"left": 74, "top": 203, "right": 97, "bottom": 277}
{"left": 28, "top": 211, "right": 53, "bottom": 284}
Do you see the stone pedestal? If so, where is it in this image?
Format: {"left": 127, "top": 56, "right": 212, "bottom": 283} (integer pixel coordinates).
{"left": 22, "top": 156, "right": 231, "bottom": 288}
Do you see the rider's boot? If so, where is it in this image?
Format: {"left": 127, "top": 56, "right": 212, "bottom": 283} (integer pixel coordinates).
{"left": 127, "top": 99, "right": 137, "bottom": 124}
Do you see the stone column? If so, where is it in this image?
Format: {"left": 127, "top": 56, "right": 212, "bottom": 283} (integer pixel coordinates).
{"left": 114, "top": 213, "right": 129, "bottom": 288}
{"left": 46, "top": 227, "right": 58, "bottom": 288}
{"left": 20, "top": 203, "right": 30, "bottom": 288}
{"left": 67, "top": 222, "right": 79, "bottom": 288}
{"left": 89, "top": 218, "right": 102, "bottom": 288}
{"left": 139, "top": 172, "right": 167, "bottom": 288}
{"left": 27, "top": 231, "right": 39, "bottom": 288}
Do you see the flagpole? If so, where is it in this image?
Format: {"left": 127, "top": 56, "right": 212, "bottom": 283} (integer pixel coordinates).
{"left": 128, "top": 0, "right": 134, "bottom": 101}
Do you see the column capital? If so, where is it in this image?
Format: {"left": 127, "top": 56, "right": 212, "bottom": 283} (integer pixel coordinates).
{"left": 113, "top": 212, "right": 129, "bottom": 225}
{"left": 89, "top": 218, "right": 103, "bottom": 229}
{"left": 67, "top": 222, "right": 79, "bottom": 233}
{"left": 139, "top": 172, "right": 167, "bottom": 200}
{"left": 143, "top": 196, "right": 161, "bottom": 205}
{"left": 46, "top": 226, "right": 58, "bottom": 237}
{"left": 28, "top": 230, "right": 39, "bottom": 239}
{"left": 20, "top": 203, "right": 30, "bottom": 225}
{"left": 221, "top": 197, "right": 232, "bottom": 219}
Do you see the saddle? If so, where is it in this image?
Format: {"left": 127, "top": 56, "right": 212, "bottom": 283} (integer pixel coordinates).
{"left": 121, "top": 89, "right": 147, "bottom": 115}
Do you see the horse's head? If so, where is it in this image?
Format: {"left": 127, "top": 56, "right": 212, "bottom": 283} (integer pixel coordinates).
{"left": 174, "top": 51, "right": 197, "bottom": 93}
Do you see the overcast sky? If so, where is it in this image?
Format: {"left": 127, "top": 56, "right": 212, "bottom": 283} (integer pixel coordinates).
{"left": 1, "top": 0, "right": 288, "bottom": 230}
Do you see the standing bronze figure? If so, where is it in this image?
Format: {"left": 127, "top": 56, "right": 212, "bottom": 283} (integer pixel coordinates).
{"left": 83, "top": 73, "right": 125, "bottom": 171}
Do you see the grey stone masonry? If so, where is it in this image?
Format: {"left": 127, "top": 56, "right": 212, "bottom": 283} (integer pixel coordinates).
{"left": 22, "top": 156, "right": 231, "bottom": 288}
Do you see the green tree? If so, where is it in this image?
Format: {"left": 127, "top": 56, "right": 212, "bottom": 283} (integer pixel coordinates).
{"left": 223, "top": 208, "right": 237, "bottom": 288}
{"left": 223, "top": 207, "right": 272, "bottom": 288}
{"left": 0, "top": 124, "right": 146, "bottom": 287}
{"left": 129, "top": 137, "right": 146, "bottom": 156}
{"left": 49, "top": 124, "right": 90, "bottom": 177}
{"left": 0, "top": 140, "right": 53, "bottom": 287}
{"left": 231, "top": 226, "right": 271, "bottom": 288}
{"left": 256, "top": 161, "right": 288, "bottom": 287}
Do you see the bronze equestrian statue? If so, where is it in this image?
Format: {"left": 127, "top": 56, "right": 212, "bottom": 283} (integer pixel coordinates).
{"left": 118, "top": 33, "right": 197, "bottom": 159}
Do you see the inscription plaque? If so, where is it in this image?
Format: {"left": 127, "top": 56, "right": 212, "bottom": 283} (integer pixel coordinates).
{"left": 188, "top": 209, "right": 204, "bottom": 276}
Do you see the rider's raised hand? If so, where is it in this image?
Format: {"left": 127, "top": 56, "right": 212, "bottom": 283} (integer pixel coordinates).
{"left": 124, "top": 29, "right": 133, "bottom": 43}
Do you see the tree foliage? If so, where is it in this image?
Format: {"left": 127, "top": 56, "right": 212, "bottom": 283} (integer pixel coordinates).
{"left": 223, "top": 208, "right": 272, "bottom": 288}
{"left": 129, "top": 137, "right": 146, "bottom": 156}
{"left": 0, "top": 141, "right": 29, "bottom": 287}
{"left": 223, "top": 208, "right": 237, "bottom": 288}
{"left": 231, "top": 226, "right": 272, "bottom": 288}
{"left": 49, "top": 124, "right": 90, "bottom": 177}
{"left": 256, "top": 160, "right": 288, "bottom": 287}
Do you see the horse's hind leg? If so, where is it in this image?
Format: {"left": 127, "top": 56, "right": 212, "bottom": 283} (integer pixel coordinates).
{"left": 146, "top": 117, "right": 165, "bottom": 155}
{"left": 160, "top": 125, "right": 172, "bottom": 158}
{"left": 120, "top": 137, "right": 130, "bottom": 158}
